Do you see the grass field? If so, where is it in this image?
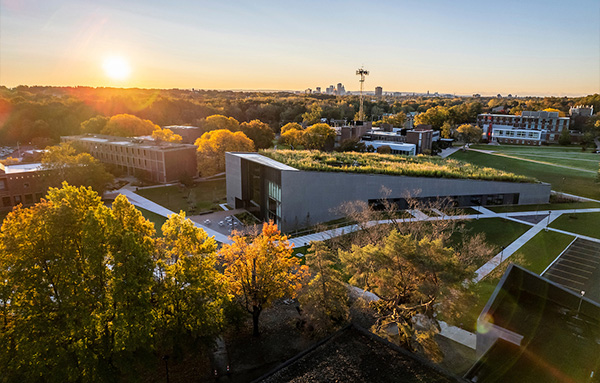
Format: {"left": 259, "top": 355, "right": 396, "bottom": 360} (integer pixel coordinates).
{"left": 489, "top": 201, "right": 600, "bottom": 213}
{"left": 136, "top": 179, "right": 226, "bottom": 215}
{"left": 451, "top": 229, "right": 574, "bottom": 332}
{"left": 450, "top": 217, "right": 530, "bottom": 254}
{"left": 550, "top": 212, "right": 600, "bottom": 239}
{"left": 451, "top": 150, "right": 600, "bottom": 200}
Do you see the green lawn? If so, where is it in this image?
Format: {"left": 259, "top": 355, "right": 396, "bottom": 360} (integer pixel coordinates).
{"left": 451, "top": 150, "right": 600, "bottom": 200}
{"left": 136, "top": 207, "right": 168, "bottom": 235}
{"left": 490, "top": 201, "right": 600, "bottom": 213}
{"left": 135, "top": 179, "right": 226, "bottom": 215}
{"left": 450, "top": 217, "right": 530, "bottom": 253}
{"left": 450, "top": 229, "right": 575, "bottom": 332}
{"left": 550, "top": 212, "right": 600, "bottom": 239}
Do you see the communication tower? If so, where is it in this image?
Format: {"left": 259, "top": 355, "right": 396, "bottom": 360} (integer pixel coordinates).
{"left": 356, "top": 67, "right": 369, "bottom": 121}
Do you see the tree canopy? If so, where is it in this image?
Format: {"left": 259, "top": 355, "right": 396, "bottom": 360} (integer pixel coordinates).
{"left": 455, "top": 124, "right": 482, "bottom": 144}
{"left": 151, "top": 127, "right": 183, "bottom": 143}
{"left": 101, "top": 114, "right": 160, "bottom": 137}
{"left": 195, "top": 129, "right": 254, "bottom": 177}
{"left": 302, "top": 123, "right": 336, "bottom": 150}
{"left": 240, "top": 119, "right": 275, "bottom": 149}
{"left": 41, "top": 142, "right": 113, "bottom": 194}
{"left": 220, "top": 222, "right": 308, "bottom": 336}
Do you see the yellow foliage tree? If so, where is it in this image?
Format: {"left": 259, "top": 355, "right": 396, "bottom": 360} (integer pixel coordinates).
{"left": 101, "top": 114, "right": 160, "bottom": 137}
{"left": 202, "top": 114, "right": 240, "bottom": 132}
{"left": 543, "top": 108, "right": 566, "bottom": 117}
{"left": 220, "top": 222, "right": 308, "bottom": 336}
{"left": 279, "top": 129, "right": 305, "bottom": 147}
{"left": 194, "top": 129, "right": 254, "bottom": 177}
{"left": 152, "top": 127, "right": 183, "bottom": 143}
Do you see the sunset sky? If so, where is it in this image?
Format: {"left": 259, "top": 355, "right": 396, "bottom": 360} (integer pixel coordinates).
{"left": 1, "top": 0, "right": 599, "bottom": 96}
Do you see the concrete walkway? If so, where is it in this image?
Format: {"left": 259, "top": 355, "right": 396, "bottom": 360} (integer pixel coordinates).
{"left": 114, "top": 188, "right": 232, "bottom": 244}
{"left": 439, "top": 146, "right": 460, "bottom": 158}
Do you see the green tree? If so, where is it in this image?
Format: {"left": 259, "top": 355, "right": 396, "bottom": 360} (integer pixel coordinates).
{"left": 154, "top": 212, "right": 227, "bottom": 353}
{"left": 339, "top": 230, "right": 472, "bottom": 358}
{"left": 302, "top": 105, "right": 323, "bottom": 125}
{"left": 220, "top": 222, "right": 308, "bottom": 336}
{"left": 299, "top": 242, "right": 349, "bottom": 335}
{"left": 195, "top": 129, "right": 254, "bottom": 177}
{"left": 0, "top": 185, "right": 155, "bottom": 381}
{"left": 302, "top": 123, "right": 336, "bottom": 150}
{"left": 41, "top": 142, "right": 113, "bottom": 194}
{"left": 240, "top": 119, "right": 275, "bottom": 149}
{"left": 558, "top": 128, "right": 571, "bottom": 146}
{"left": 101, "top": 114, "right": 159, "bottom": 137}
{"left": 455, "top": 124, "right": 482, "bottom": 145}
{"left": 81, "top": 115, "right": 109, "bottom": 134}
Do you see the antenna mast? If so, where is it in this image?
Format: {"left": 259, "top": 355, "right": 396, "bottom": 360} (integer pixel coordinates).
{"left": 356, "top": 67, "right": 369, "bottom": 121}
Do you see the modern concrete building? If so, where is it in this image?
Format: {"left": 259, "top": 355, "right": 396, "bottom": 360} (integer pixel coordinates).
{"left": 476, "top": 111, "right": 570, "bottom": 145}
{"left": 62, "top": 134, "right": 197, "bottom": 183}
{"left": 226, "top": 152, "right": 550, "bottom": 231}
{"left": 0, "top": 162, "right": 48, "bottom": 210}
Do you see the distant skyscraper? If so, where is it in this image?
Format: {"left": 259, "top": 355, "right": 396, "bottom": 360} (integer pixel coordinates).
{"left": 315, "top": 87, "right": 321, "bottom": 93}
{"left": 336, "top": 83, "right": 345, "bottom": 96}
{"left": 326, "top": 85, "right": 335, "bottom": 94}
{"left": 375, "top": 86, "right": 383, "bottom": 97}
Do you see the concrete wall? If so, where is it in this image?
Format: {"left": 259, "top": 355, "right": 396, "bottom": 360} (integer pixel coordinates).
{"left": 226, "top": 154, "right": 243, "bottom": 208}
{"left": 280, "top": 170, "right": 550, "bottom": 231}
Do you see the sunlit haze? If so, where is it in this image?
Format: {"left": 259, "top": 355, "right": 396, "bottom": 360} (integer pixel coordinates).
{"left": 103, "top": 56, "right": 131, "bottom": 81}
{"left": 1, "top": 0, "right": 599, "bottom": 96}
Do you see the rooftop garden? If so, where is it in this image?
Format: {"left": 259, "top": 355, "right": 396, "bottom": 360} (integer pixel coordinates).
{"left": 261, "top": 150, "right": 537, "bottom": 183}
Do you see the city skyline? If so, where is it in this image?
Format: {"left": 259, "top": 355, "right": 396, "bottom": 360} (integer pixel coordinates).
{"left": 1, "top": 0, "right": 599, "bottom": 96}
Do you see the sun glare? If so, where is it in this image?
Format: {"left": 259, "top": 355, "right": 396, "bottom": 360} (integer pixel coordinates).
{"left": 103, "top": 56, "right": 131, "bottom": 81}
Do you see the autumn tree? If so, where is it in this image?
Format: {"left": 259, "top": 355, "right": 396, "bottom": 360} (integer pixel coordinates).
{"left": 382, "top": 112, "right": 407, "bottom": 128}
{"left": 101, "top": 113, "right": 160, "bottom": 137}
{"left": 299, "top": 242, "right": 349, "bottom": 335}
{"left": 455, "top": 124, "right": 482, "bottom": 145}
{"left": 220, "top": 222, "right": 308, "bottom": 336}
{"left": 201, "top": 114, "right": 240, "bottom": 132}
{"left": 152, "top": 127, "right": 183, "bottom": 143}
{"left": 195, "top": 129, "right": 254, "bottom": 177}
{"left": 279, "top": 129, "right": 305, "bottom": 147}
{"left": 153, "top": 212, "right": 227, "bottom": 352}
{"left": 302, "top": 123, "right": 336, "bottom": 150}
{"left": 280, "top": 122, "right": 303, "bottom": 134}
{"left": 339, "top": 230, "right": 472, "bottom": 358}
{"left": 441, "top": 121, "right": 453, "bottom": 139}
{"left": 302, "top": 105, "right": 323, "bottom": 125}
{"left": 240, "top": 119, "right": 275, "bottom": 149}
{"left": 0, "top": 185, "right": 155, "bottom": 381}
{"left": 413, "top": 106, "right": 449, "bottom": 130}
{"left": 41, "top": 142, "right": 113, "bottom": 194}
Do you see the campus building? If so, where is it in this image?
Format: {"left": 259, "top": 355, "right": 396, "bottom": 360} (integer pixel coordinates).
{"left": 361, "top": 124, "right": 436, "bottom": 155}
{"left": 476, "top": 111, "right": 570, "bottom": 145}
{"left": 62, "top": 134, "right": 197, "bottom": 183}
{"left": 0, "top": 162, "right": 48, "bottom": 210}
{"left": 162, "top": 125, "right": 203, "bottom": 144}
{"left": 226, "top": 152, "right": 551, "bottom": 232}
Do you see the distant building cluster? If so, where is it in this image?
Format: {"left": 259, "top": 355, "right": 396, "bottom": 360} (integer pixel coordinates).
{"left": 477, "top": 110, "right": 570, "bottom": 145}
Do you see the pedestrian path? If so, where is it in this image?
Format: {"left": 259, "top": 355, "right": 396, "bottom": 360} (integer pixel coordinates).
{"left": 115, "top": 188, "right": 232, "bottom": 244}
{"left": 473, "top": 211, "right": 562, "bottom": 282}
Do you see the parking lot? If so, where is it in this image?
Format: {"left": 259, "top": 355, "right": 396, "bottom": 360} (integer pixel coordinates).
{"left": 543, "top": 238, "right": 600, "bottom": 301}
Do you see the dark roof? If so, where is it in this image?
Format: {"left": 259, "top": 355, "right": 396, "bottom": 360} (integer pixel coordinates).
{"left": 256, "top": 325, "right": 465, "bottom": 383}
{"left": 466, "top": 264, "right": 600, "bottom": 383}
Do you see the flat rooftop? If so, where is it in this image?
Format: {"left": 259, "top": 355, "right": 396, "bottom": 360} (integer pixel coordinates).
{"left": 0, "top": 162, "right": 42, "bottom": 174}
{"left": 62, "top": 134, "right": 196, "bottom": 151}
{"left": 228, "top": 152, "right": 299, "bottom": 171}
{"left": 260, "top": 150, "right": 536, "bottom": 183}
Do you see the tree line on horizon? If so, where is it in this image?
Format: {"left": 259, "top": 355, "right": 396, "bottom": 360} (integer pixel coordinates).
{"left": 1, "top": 85, "right": 598, "bottom": 146}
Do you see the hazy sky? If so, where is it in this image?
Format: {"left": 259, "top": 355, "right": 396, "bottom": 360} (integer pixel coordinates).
{"left": 1, "top": 0, "right": 599, "bottom": 96}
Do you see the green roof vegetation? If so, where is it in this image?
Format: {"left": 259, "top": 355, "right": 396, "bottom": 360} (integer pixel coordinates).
{"left": 261, "top": 150, "right": 537, "bottom": 183}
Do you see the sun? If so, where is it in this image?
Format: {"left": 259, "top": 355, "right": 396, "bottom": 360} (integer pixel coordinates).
{"left": 103, "top": 56, "right": 131, "bottom": 81}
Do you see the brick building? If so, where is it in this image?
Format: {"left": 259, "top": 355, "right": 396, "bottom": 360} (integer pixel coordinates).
{"left": 0, "top": 163, "right": 48, "bottom": 210}
{"left": 62, "top": 134, "right": 198, "bottom": 183}
{"left": 476, "top": 111, "right": 570, "bottom": 145}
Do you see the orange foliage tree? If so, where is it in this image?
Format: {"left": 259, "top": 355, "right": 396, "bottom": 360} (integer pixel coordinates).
{"left": 101, "top": 114, "right": 160, "bottom": 137}
{"left": 220, "top": 222, "right": 308, "bottom": 336}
